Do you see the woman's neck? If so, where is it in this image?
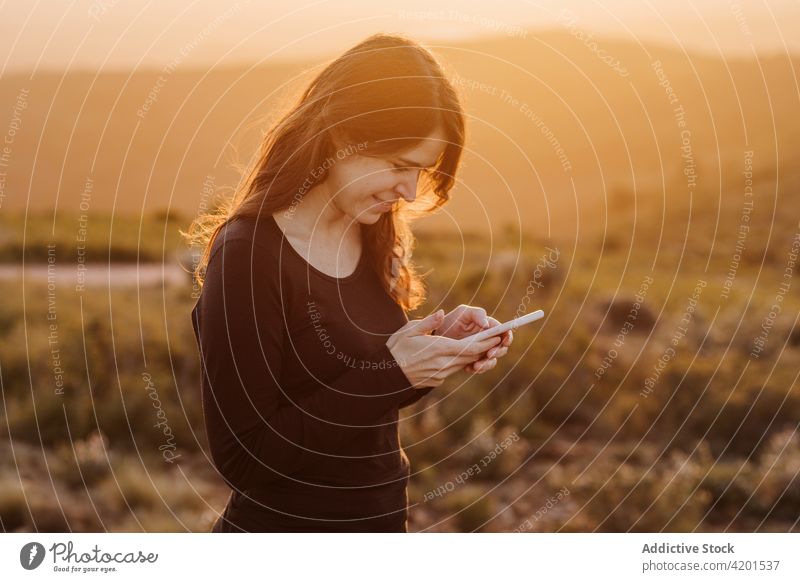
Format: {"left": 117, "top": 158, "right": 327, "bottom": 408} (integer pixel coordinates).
{"left": 277, "top": 182, "right": 359, "bottom": 244}
{"left": 272, "top": 183, "right": 363, "bottom": 278}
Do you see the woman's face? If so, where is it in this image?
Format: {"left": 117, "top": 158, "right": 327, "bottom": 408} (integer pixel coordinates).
{"left": 324, "top": 127, "right": 448, "bottom": 224}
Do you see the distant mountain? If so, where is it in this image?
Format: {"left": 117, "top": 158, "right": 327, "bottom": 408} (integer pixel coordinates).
{"left": 1, "top": 31, "right": 797, "bottom": 240}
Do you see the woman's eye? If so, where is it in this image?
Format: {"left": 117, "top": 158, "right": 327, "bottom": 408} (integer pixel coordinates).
{"left": 390, "top": 162, "right": 429, "bottom": 175}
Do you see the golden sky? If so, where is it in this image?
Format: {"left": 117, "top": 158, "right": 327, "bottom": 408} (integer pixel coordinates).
{"left": 1, "top": 0, "right": 798, "bottom": 73}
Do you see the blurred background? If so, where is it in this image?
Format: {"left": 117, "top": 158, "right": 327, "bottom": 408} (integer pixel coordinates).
{"left": 0, "top": 0, "right": 798, "bottom": 532}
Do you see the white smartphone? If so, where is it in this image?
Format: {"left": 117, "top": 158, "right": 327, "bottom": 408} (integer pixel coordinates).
{"left": 468, "top": 309, "right": 545, "bottom": 342}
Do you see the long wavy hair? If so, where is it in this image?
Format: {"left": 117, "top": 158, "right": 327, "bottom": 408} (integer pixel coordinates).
{"left": 185, "top": 33, "right": 465, "bottom": 312}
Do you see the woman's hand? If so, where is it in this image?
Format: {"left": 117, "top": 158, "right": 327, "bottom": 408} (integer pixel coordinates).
{"left": 434, "top": 305, "right": 514, "bottom": 374}
{"left": 434, "top": 304, "right": 491, "bottom": 340}
{"left": 386, "top": 309, "right": 504, "bottom": 388}
{"left": 464, "top": 316, "right": 514, "bottom": 374}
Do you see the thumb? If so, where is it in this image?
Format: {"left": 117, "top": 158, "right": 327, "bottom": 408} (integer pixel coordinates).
{"left": 410, "top": 309, "right": 444, "bottom": 336}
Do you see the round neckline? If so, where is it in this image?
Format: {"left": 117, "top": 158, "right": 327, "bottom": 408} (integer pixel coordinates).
{"left": 265, "top": 213, "right": 367, "bottom": 284}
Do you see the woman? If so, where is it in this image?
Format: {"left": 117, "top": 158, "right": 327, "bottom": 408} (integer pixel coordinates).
{"left": 189, "top": 33, "right": 514, "bottom": 532}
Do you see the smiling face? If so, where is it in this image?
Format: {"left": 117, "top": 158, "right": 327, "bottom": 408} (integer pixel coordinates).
{"left": 323, "top": 127, "right": 448, "bottom": 224}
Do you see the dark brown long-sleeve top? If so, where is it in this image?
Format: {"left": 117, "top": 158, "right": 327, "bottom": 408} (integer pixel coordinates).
{"left": 191, "top": 213, "right": 432, "bottom": 532}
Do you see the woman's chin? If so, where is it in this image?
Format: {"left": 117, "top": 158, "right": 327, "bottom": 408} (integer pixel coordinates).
{"left": 354, "top": 207, "right": 390, "bottom": 224}
{"left": 361, "top": 213, "right": 384, "bottom": 225}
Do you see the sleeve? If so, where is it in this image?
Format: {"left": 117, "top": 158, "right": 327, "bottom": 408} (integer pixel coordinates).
{"left": 398, "top": 387, "right": 433, "bottom": 409}
{"left": 194, "top": 236, "right": 419, "bottom": 491}
{"left": 394, "top": 305, "right": 434, "bottom": 409}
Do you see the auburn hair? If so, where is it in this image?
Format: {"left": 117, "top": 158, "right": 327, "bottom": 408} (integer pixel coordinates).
{"left": 185, "top": 33, "right": 465, "bottom": 312}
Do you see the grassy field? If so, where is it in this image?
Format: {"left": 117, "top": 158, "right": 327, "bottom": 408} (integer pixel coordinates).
{"left": 1, "top": 202, "right": 799, "bottom": 532}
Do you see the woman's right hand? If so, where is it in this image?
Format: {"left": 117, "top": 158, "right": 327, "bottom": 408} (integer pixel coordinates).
{"left": 386, "top": 309, "right": 504, "bottom": 389}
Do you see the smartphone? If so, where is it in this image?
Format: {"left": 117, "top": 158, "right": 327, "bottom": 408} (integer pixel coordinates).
{"left": 468, "top": 310, "right": 545, "bottom": 342}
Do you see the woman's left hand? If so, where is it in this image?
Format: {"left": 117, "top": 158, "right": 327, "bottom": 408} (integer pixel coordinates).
{"left": 434, "top": 305, "right": 513, "bottom": 374}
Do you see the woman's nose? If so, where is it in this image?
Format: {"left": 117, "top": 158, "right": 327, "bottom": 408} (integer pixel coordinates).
{"left": 394, "top": 171, "right": 420, "bottom": 202}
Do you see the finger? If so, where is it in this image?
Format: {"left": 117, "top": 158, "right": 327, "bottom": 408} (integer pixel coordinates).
{"left": 467, "top": 335, "right": 504, "bottom": 355}
{"left": 452, "top": 333, "right": 503, "bottom": 352}
{"left": 442, "top": 352, "right": 488, "bottom": 374}
{"left": 476, "top": 336, "right": 508, "bottom": 358}
{"left": 479, "top": 318, "right": 507, "bottom": 353}
{"left": 470, "top": 358, "right": 497, "bottom": 374}
{"left": 416, "top": 309, "right": 445, "bottom": 335}
{"left": 438, "top": 332, "right": 501, "bottom": 352}
{"left": 464, "top": 358, "right": 486, "bottom": 374}
{"left": 449, "top": 344, "right": 496, "bottom": 361}
{"left": 441, "top": 353, "right": 489, "bottom": 368}
{"left": 461, "top": 350, "right": 501, "bottom": 374}
{"left": 485, "top": 345, "right": 504, "bottom": 359}
{"left": 490, "top": 346, "right": 509, "bottom": 359}
{"left": 470, "top": 306, "right": 489, "bottom": 328}
{"left": 470, "top": 314, "right": 497, "bottom": 334}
